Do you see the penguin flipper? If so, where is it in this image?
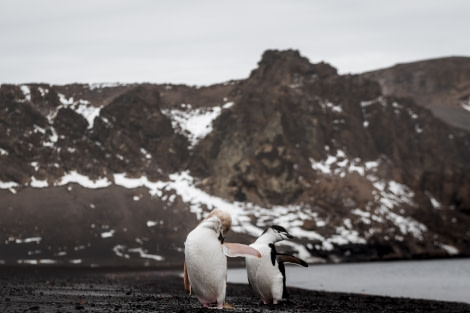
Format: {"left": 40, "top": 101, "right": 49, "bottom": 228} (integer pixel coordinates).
{"left": 269, "top": 243, "right": 277, "bottom": 266}
{"left": 276, "top": 254, "right": 309, "bottom": 267}
{"left": 223, "top": 243, "right": 261, "bottom": 258}
{"left": 183, "top": 261, "right": 191, "bottom": 294}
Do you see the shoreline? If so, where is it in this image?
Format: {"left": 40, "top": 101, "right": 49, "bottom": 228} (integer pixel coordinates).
{"left": 1, "top": 267, "right": 469, "bottom": 312}
{"left": 228, "top": 258, "right": 470, "bottom": 305}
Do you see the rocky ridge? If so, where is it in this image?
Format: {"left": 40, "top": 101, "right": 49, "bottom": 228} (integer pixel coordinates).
{"left": 0, "top": 50, "right": 469, "bottom": 267}
{"left": 362, "top": 56, "right": 470, "bottom": 131}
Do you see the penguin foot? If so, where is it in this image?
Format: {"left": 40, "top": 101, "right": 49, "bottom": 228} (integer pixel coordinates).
{"left": 203, "top": 302, "right": 233, "bottom": 309}
{"left": 274, "top": 299, "right": 294, "bottom": 307}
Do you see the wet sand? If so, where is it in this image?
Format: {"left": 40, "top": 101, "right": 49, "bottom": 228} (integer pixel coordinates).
{"left": 1, "top": 267, "right": 469, "bottom": 313}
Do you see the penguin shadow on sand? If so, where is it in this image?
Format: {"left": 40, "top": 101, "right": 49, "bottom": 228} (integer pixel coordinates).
{"left": 183, "top": 209, "right": 261, "bottom": 309}
{"left": 245, "top": 225, "right": 309, "bottom": 306}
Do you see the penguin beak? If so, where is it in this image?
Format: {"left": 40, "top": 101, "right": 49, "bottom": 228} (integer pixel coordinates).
{"left": 218, "top": 232, "right": 225, "bottom": 244}
{"left": 285, "top": 232, "right": 294, "bottom": 239}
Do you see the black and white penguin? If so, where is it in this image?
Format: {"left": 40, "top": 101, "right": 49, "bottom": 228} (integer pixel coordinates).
{"left": 184, "top": 209, "right": 261, "bottom": 309}
{"left": 245, "top": 225, "right": 308, "bottom": 304}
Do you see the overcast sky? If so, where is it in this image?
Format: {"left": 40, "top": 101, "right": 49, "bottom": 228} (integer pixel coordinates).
{"left": 1, "top": 0, "right": 469, "bottom": 86}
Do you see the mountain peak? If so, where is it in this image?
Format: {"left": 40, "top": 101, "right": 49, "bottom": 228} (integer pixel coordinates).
{"left": 259, "top": 49, "right": 304, "bottom": 65}
{"left": 248, "top": 49, "right": 337, "bottom": 86}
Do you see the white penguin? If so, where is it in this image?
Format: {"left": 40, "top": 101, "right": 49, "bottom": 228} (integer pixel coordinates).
{"left": 184, "top": 209, "right": 261, "bottom": 309}
{"left": 245, "top": 225, "right": 308, "bottom": 304}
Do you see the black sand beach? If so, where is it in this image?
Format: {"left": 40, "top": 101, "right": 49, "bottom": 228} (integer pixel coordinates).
{"left": 1, "top": 267, "right": 469, "bottom": 313}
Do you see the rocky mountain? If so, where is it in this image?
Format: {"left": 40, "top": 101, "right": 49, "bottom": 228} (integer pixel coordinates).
{"left": 1, "top": 50, "right": 469, "bottom": 267}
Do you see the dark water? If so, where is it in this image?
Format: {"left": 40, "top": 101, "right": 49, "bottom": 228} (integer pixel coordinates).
{"left": 227, "top": 258, "right": 470, "bottom": 304}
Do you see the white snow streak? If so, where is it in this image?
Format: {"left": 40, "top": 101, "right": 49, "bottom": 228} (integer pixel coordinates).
{"left": 58, "top": 171, "right": 111, "bottom": 189}
{"left": 440, "top": 244, "right": 459, "bottom": 255}
{"left": 20, "top": 85, "right": 31, "bottom": 101}
{"left": 461, "top": 96, "right": 470, "bottom": 112}
{"left": 57, "top": 94, "right": 101, "bottom": 129}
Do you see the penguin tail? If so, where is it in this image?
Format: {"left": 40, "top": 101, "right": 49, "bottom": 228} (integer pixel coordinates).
{"left": 183, "top": 261, "right": 191, "bottom": 294}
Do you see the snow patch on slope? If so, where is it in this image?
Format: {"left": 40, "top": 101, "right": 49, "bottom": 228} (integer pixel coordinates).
{"left": 58, "top": 171, "right": 112, "bottom": 188}
{"left": 56, "top": 94, "right": 102, "bottom": 129}
{"left": 162, "top": 102, "right": 233, "bottom": 147}
{"left": 20, "top": 85, "right": 31, "bottom": 101}
{"left": 361, "top": 97, "right": 422, "bottom": 133}
{"left": 310, "top": 150, "right": 427, "bottom": 240}
{"left": 461, "top": 96, "right": 470, "bottom": 112}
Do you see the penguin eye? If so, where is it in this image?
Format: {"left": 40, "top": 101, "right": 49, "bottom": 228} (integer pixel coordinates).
{"left": 271, "top": 225, "right": 287, "bottom": 233}
{"left": 270, "top": 225, "right": 293, "bottom": 239}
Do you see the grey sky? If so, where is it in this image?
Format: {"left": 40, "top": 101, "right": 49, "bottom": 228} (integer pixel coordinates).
{"left": 1, "top": 0, "right": 469, "bottom": 86}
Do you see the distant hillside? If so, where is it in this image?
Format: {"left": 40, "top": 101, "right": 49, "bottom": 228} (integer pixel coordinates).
{"left": 1, "top": 50, "right": 469, "bottom": 267}
{"left": 361, "top": 56, "right": 470, "bottom": 131}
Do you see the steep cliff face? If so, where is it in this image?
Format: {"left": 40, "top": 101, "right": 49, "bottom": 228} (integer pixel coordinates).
{"left": 0, "top": 50, "right": 469, "bottom": 266}
{"left": 190, "top": 50, "right": 470, "bottom": 212}
{"left": 189, "top": 50, "right": 382, "bottom": 205}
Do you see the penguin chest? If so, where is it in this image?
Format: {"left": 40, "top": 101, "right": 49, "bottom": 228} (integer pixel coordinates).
{"left": 185, "top": 228, "right": 227, "bottom": 301}
{"left": 246, "top": 244, "right": 283, "bottom": 300}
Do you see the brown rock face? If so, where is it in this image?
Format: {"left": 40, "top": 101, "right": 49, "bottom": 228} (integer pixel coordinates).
{"left": 89, "top": 85, "right": 189, "bottom": 178}
{"left": 189, "top": 50, "right": 381, "bottom": 205}
{"left": 190, "top": 50, "right": 470, "bottom": 211}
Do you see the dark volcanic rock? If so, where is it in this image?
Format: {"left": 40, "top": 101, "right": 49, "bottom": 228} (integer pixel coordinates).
{"left": 89, "top": 84, "right": 189, "bottom": 178}
{"left": 54, "top": 107, "right": 89, "bottom": 137}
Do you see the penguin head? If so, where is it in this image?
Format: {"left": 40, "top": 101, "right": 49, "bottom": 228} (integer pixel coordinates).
{"left": 259, "top": 225, "right": 293, "bottom": 243}
{"left": 201, "top": 215, "right": 224, "bottom": 241}
{"left": 205, "top": 209, "right": 232, "bottom": 234}
{"left": 200, "top": 209, "right": 232, "bottom": 242}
